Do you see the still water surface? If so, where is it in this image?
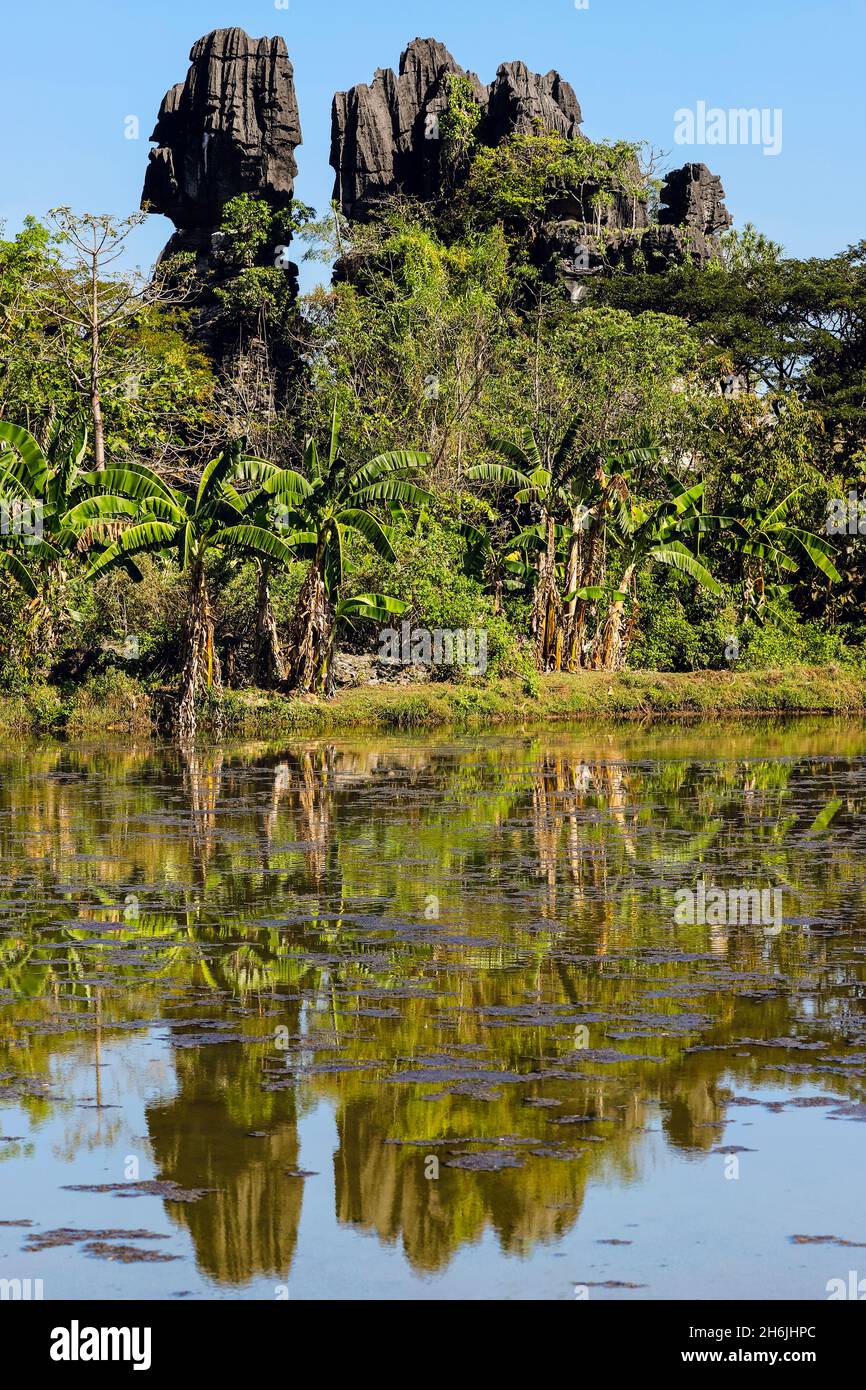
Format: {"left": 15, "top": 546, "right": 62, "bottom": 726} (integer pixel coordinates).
{"left": 1, "top": 720, "right": 865, "bottom": 1300}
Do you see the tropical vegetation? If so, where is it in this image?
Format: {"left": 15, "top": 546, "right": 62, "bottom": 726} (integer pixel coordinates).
{"left": 2, "top": 123, "right": 865, "bottom": 737}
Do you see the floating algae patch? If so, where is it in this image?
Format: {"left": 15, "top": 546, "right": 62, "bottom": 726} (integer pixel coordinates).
{"left": 24, "top": 1229, "right": 173, "bottom": 1252}
{"left": 82, "top": 1242, "right": 181, "bottom": 1263}
{"left": 62, "top": 1182, "right": 216, "bottom": 1203}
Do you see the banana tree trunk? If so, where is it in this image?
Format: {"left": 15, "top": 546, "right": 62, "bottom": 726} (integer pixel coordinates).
{"left": 286, "top": 560, "right": 336, "bottom": 697}
{"left": 22, "top": 561, "right": 67, "bottom": 676}
{"left": 589, "top": 562, "right": 637, "bottom": 672}
{"left": 564, "top": 476, "right": 608, "bottom": 671}
{"left": 741, "top": 560, "right": 765, "bottom": 621}
{"left": 532, "top": 512, "right": 563, "bottom": 672}
{"left": 492, "top": 573, "right": 504, "bottom": 616}
{"left": 563, "top": 507, "right": 587, "bottom": 672}
{"left": 177, "top": 557, "right": 222, "bottom": 742}
{"left": 253, "top": 562, "right": 285, "bottom": 688}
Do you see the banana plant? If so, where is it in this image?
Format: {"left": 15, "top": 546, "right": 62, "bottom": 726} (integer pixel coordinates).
{"left": 243, "top": 407, "right": 430, "bottom": 695}
{"left": 77, "top": 445, "right": 299, "bottom": 740}
{"left": 0, "top": 418, "right": 81, "bottom": 583}
{"left": 0, "top": 417, "right": 105, "bottom": 666}
{"left": 587, "top": 476, "right": 722, "bottom": 671}
{"left": 697, "top": 487, "right": 840, "bottom": 618}
{"left": 467, "top": 427, "right": 661, "bottom": 671}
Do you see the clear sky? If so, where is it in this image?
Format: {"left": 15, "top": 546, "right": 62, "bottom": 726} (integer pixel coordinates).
{"left": 2, "top": 0, "right": 864, "bottom": 287}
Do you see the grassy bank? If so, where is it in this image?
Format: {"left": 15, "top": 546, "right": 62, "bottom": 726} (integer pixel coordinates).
{"left": 1, "top": 665, "right": 865, "bottom": 738}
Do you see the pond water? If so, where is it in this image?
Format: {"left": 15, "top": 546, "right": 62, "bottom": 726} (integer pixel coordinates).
{"left": 1, "top": 720, "right": 865, "bottom": 1301}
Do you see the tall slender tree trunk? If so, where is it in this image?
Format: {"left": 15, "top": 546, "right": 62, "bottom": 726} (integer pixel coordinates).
{"left": 532, "top": 511, "right": 563, "bottom": 672}
{"left": 492, "top": 574, "right": 504, "bottom": 616}
{"left": 563, "top": 506, "right": 585, "bottom": 672}
{"left": 177, "top": 558, "right": 222, "bottom": 742}
{"left": 253, "top": 562, "right": 285, "bottom": 688}
{"left": 565, "top": 473, "right": 612, "bottom": 671}
{"left": 90, "top": 252, "right": 105, "bottom": 472}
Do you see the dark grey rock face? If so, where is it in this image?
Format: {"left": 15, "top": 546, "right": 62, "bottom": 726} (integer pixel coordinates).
{"left": 142, "top": 27, "right": 302, "bottom": 229}
{"left": 658, "top": 163, "right": 732, "bottom": 237}
{"left": 140, "top": 29, "right": 304, "bottom": 373}
{"left": 330, "top": 38, "right": 733, "bottom": 279}
{"left": 330, "top": 38, "right": 485, "bottom": 219}
{"left": 484, "top": 61, "right": 582, "bottom": 142}
{"left": 330, "top": 38, "right": 583, "bottom": 220}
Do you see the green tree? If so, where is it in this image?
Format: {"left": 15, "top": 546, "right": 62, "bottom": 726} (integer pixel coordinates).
{"left": 251, "top": 409, "right": 430, "bottom": 695}
{"left": 78, "top": 449, "right": 298, "bottom": 738}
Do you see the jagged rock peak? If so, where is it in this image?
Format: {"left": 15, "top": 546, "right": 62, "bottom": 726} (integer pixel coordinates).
{"left": 142, "top": 27, "right": 302, "bottom": 230}
{"left": 487, "top": 62, "right": 582, "bottom": 140}
{"left": 330, "top": 37, "right": 583, "bottom": 219}
{"left": 397, "top": 36, "right": 475, "bottom": 91}
{"left": 330, "top": 39, "right": 479, "bottom": 219}
{"left": 658, "top": 163, "right": 732, "bottom": 236}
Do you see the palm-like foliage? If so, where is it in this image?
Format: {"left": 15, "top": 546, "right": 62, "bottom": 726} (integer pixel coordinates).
{"left": 0, "top": 418, "right": 105, "bottom": 665}
{"left": 588, "top": 472, "right": 722, "bottom": 670}
{"left": 3, "top": 412, "right": 430, "bottom": 723}
{"left": 78, "top": 444, "right": 299, "bottom": 739}
{"left": 698, "top": 487, "right": 840, "bottom": 616}
{"left": 0, "top": 418, "right": 82, "bottom": 577}
{"left": 467, "top": 428, "right": 708, "bottom": 671}
{"left": 243, "top": 409, "right": 430, "bottom": 694}
{"left": 467, "top": 424, "right": 592, "bottom": 670}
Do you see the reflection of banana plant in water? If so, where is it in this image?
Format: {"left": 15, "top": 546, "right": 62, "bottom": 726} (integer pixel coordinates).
{"left": 254, "top": 408, "right": 430, "bottom": 696}
{"left": 4, "top": 734, "right": 866, "bottom": 1278}
{"left": 146, "top": 1019, "right": 306, "bottom": 1286}
{"left": 180, "top": 745, "right": 225, "bottom": 889}
{"left": 0, "top": 938, "right": 47, "bottom": 996}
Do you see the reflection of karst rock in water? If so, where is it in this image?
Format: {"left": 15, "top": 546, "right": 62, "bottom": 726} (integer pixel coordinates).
{"left": 146, "top": 1038, "right": 303, "bottom": 1285}
{"left": 660, "top": 1079, "right": 726, "bottom": 1152}
{"left": 334, "top": 1095, "right": 480, "bottom": 1272}
{"left": 331, "top": 37, "right": 733, "bottom": 286}
{"left": 2, "top": 733, "right": 862, "bottom": 1290}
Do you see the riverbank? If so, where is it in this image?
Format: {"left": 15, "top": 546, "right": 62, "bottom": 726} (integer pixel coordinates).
{"left": 2, "top": 665, "right": 865, "bottom": 737}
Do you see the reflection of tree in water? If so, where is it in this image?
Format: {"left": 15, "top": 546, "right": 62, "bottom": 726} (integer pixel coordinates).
{"left": 146, "top": 1022, "right": 305, "bottom": 1287}
{"left": 181, "top": 746, "right": 224, "bottom": 892}
{"left": 333, "top": 1091, "right": 597, "bottom": 1271}
{"left": 2, "top": 722, "right": 866, "bottom": 1281}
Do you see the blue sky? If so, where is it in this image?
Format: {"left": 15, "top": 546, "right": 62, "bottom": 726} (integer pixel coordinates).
{"left": 2, "top": 0, "right": 864, "bottom": 287}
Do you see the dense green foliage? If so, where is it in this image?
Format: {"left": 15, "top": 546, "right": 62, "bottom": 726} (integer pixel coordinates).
{"left": 2, "top": 130, "right": 866, "bottom": 736}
